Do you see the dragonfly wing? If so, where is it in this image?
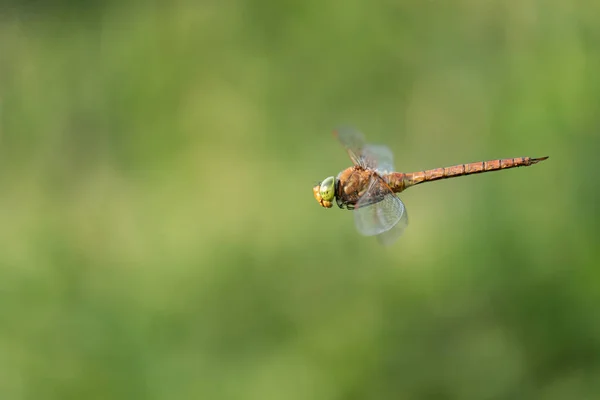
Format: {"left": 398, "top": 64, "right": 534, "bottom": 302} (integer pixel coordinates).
{"left": 353, "top": 176, "right": 408, "bottom": 240}
{"left": 375, "top": 204, "right": 408, "bottom": 245}
{"left": 333, "top": 127, "right": 396, "bottom": 171}
{"left": 333, "top": 126, "right": 366, "bottom": 166}
{"left": 363, "top": 144, "right": 395, "bottom": 173}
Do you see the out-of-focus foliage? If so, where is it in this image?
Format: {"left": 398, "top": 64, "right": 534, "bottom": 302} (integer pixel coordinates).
{"left": 0, "top": 1, "right": 599, "bottom": 399}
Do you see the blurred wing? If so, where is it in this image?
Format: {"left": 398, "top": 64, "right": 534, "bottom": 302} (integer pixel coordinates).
{"left": 363, "top": 144, "right": 395, "bottom": 173}
{"left": 333, "top": 126, "right": 366, "bottom": 166}
{"left": 353, "top": 176, "right": 408, "bottom": 242}
{"left": 375, "top": 205, "right": 408, "bottom": 246}
{"left": 333, "top": 127, "right": 395, "bottom": 171}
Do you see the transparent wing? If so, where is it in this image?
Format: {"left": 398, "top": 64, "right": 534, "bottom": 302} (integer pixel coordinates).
{"left": 362, "top": 144, "right": 395, "bottom": 174}
{"left": 333, "top": 126, "right": 366, "bottom": 166}
{"left": 375, "top": 205, "right": 408, "bottom": 246}
{"left": 353, "top": 176, "right": 408, "bottom": 242}
{"left": 333, "top": 127, "right": 395, "bottom": 171}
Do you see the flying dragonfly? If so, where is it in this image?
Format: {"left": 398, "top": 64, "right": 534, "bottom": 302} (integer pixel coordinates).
{"left": 313, "top": 127, "right": 549, "bottom": 245}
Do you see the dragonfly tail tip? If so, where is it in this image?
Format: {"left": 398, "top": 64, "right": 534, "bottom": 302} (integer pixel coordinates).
{"left": 532, "top": 156, "right": 549, "bottom": 164}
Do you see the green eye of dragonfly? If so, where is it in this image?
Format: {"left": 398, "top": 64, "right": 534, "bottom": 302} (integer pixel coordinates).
{"left": 319, "top": 176, "right": 335, "bottom": 202}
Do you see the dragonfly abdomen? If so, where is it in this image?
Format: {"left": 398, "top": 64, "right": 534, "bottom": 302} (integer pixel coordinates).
{"left": 388, "top": 156, "right": 549, "bottom": 192}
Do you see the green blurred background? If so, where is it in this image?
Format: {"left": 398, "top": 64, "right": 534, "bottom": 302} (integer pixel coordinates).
{"left": 1, "top": 1, "right": 599, "bottom": 399}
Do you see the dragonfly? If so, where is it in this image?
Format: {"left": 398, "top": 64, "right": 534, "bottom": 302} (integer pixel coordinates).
{"left": 313, "top": 127, "right": 549, "bottom": 245}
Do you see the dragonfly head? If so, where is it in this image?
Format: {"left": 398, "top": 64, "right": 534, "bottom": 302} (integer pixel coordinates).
{"left": 313, "top": 176, "right": 335, "bottom": 208}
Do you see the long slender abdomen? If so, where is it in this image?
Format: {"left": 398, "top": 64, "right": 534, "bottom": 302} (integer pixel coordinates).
{"left": 386, "top": 156, "right": 549, "bottom": 192}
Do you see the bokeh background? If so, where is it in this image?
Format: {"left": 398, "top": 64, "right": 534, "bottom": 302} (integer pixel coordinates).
{"left": 1, "top": 1, "right": 599, "bottom": 399}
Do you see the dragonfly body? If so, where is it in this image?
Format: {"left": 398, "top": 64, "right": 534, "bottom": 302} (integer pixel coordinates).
{"left": 313, "top": 127, "right": 549, "bottom": 245}
{"left": 388, "top": 156, "right": 549, "bottom": 193}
